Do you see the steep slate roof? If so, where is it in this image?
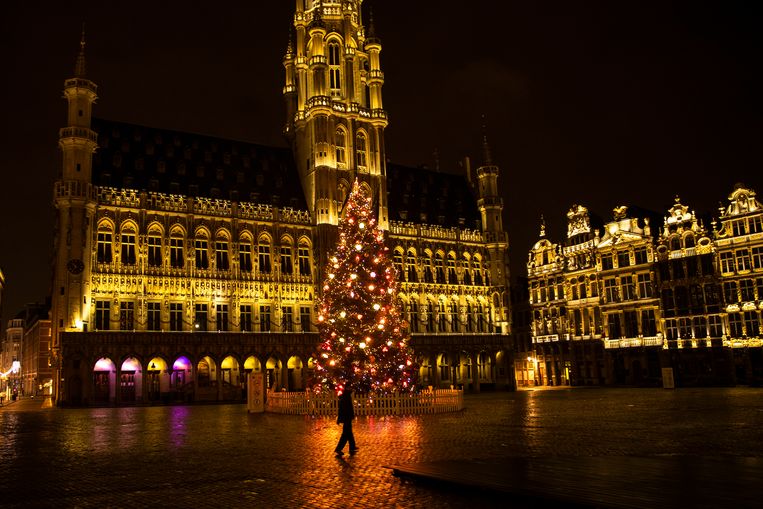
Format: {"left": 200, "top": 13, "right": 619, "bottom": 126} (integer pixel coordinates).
{"left": 386, "top": 163, "right": 482, "bottom": 230}
{"left": 90, "top": 119, "right": 482, "bottom": 229}
{"left": 91, "top": 118, "right": 308, "bottom": 210}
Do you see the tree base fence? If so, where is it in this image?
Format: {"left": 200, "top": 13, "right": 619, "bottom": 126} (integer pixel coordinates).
{"left": 260, "top": 389, "right": 464, "bottom": 416}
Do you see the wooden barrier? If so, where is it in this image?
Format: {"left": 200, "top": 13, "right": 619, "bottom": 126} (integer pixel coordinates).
{"left": 265, "top": 389, "right": 464, "bottom": 416}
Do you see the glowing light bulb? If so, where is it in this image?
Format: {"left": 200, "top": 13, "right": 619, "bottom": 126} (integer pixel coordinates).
{"left": 368, "top": 284, "right": 375, "bottom": 291}
{"left": 370, "top": 272, "right": 376, "bottom": 278}
{"left": 355, "top": 244, "right": 363, "bottom": 251}
{"left": 350, "top": 273, "right": 357, "bottom": 280}
{"left": 329, "top": 360, "right": 336, "bottom": 366}
{"left": 359, "top": 342, "right": 366, "bottom": 349}
{"left": 328, "top": 273, "right": 335, "bottom": 279}
{"left": 359, "top": 222, "right": 365, "bottom": 229}
{"left": 340, "top": 311, "right": 347, "bottom": 318}
{"left": 318, "top": 315, "right": 325, "bottom": 322}
{"left": 373, "top": 303, "right": 381, "bottom": 311}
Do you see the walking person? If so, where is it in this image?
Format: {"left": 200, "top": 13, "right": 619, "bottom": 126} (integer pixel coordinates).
{"left": 335, "top": 389, "right": 358, "bottom": 456}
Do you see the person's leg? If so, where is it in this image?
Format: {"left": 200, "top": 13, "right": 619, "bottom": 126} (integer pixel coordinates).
{"left": 335, "top": 424, "right": 348, "bottom": 453}
{"left": 348, "top": 421, "right": 357, "bottom": 452}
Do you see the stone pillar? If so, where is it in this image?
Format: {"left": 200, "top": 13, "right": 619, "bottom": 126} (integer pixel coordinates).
{"left": 471, "top": 352, "right": 481, "bottom": 393}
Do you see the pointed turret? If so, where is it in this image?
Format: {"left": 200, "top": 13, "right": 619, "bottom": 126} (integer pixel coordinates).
{"left": 74, "top": 26, "right": 87, "bottom": 77}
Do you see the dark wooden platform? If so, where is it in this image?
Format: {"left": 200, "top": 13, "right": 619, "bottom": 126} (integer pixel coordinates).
{"left": 388, "top": 456, "right": 763, "bottom": 508}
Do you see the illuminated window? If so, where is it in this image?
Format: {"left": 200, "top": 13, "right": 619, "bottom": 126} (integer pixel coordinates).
{"left": 604, "top": 278, "right": 619, "bottom": 303}
{"left": 423, "top": 254, "right": 434, "bottom": 283}
{"left": 463, "top": 256, "right": 472, "bottom": 285}
{"left": 732, "top": 221, "right": 745, "bottom": 237}
{"left": 637, "top": 273, "right": 652, "bottom": 298}
{"left": 435, "top": 253, "right": 445, "bottom": 284}
{"left": 447, "top": 253, "right": 457, "bottom": 283}
{"left": 259, "top": 305, "right": 271, "bottom": 332}
{"left": 300, "top": 306, "right": 311, "bottom": 332}
{"left": 678, "top": 318, "right": 692, "bottom": 339}
{"left": 407, "top": 250, "right": 418, "bottom": 282}
{"left": 601, "top": 254, "right": 614, "bottom": 270}
{"left": 621, "top": 276, "right": 635, "bottom": 301}
{"left": 438, "top": 301, "right": 447, "bottom": 332}
{"left": 449, "top": 302, "right": 458, "bottom": 332}
{"left": 617, "top": 252, "right": 630, "bottom": 268}
{"left": 634, "top": 248, "right": 648, "bottom": 265}
{"left": 356, "top": 132, "right": 367, "bottom": 169}
{"left": 393, "top": 250, "right": 403, "bottom": 279}
{"left": 335, "top": 128, "right": 346, "bottom": 165}
{"left": 409, "top": 300, "right": 419, "bottom": 333}
{"left": 328, "top": 42, "right": 342, "bottom": 97}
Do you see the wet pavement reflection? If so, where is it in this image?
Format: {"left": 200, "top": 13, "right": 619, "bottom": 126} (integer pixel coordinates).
{"left": 1, "top": 388, "right": 762, "bottom": 508}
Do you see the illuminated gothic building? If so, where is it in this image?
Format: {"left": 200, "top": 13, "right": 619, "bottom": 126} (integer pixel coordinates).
{"left": 527, "top": 186, "right": 763, "bottom": 387}
{"left": 51, "top": 1, "right": 512, "bottom": 406}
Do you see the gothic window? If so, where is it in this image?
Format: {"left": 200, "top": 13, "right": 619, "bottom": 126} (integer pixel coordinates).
{"left": 194, "top": 303, "right": 208, "bottom": 331}
{"left": 121, "top": 228, "right": 137, "bottom": 266}
{"left": 407, "top": 250, "right": 418, "bottom": 282}
{"left": 356, "top": 132, "right": 367, "bottom": 170}
{"left": 239, "top": 238, "right": 253, "bottom": 272}
{"left": 328, "top": 42, "right": 342, "bottom": 97}
{"left": 425, "top": 301, "right": 435, "bottom": 333}
{"left": 435, "top": 253, "right": 445, "bottom": 284}
{"left": 300, "top": 306, "right": 312, "bottom": 332}
{"left": 119, "top": 302, "right": 135, "bottom": 330}
{"left": 95, "top": 301, "right": 110, "bottom": 331}
{"left": 393, "top": 250, "right": 404, "bottom": 279}
{"left": 280, "top": 243, "right": 293, "bottom": 274}
{"left": 335, "top": 128, "right": 346, "bottom": 166}
{"left": 258, "top": 238, "right": 272, "bottom": 273}
{"left": 282, "top": 306, "right": 294, "bottom": 332}
{"left": 259, "top": 305, "right": 272, "bottom": 332}
{"left": 439, "top": 354, "right": 449, "bottom": 381}
{"left": 195, "top": 234, "right": 209, "bottom": 270}
{"left": 477, "top": 303, "right": 486, "bottom": 332}
{"left": 463, "top": 256, "right": 472, "bottom": 285}
{"left": 240, "top": 305, "right": 253, "bottom": 332}
{"left": 447, "top": 253, "right": 457, "bottom": 283}
{"left": 298, "top": 242, "right": 311, "bottom": 276}
{"left": 437, "top": 301, "right": 447, "bottom": 332}
{"left": 97, "top": 230, "right": 113, "bottom": 264}
{"left": 170, "top": 303, "right": 183, "bottom": 331}
{"left": 449, "top": 302, "right": 458, "bottom": 332}
{"left": 215, "top": 237, "right": 230, "bottom": 271}
{"left": 148, "top": 230, "right": 162, "bottom": 267}
{"left": 466, "top": 303, "right": 474, "bottom": 332}
{"left": 147, "top": 302, "right": 161, "bottom": 331}
{"left": 423, "top": 253, "right": 434, "bottom": 283}
{"left": 170, "top": 232, "right": 184, "bottom": 269}
{"left": 216, "top": 304, "right": 229, "bottom": 331}
{"left": 409, "top": 300, "right": 419, "bottom": 333}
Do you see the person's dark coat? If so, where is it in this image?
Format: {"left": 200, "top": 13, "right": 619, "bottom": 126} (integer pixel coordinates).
{"left": 337, "top": 391, "right": 355, "bottom": 424}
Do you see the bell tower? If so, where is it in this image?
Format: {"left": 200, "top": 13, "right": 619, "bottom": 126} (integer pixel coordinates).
{"left": 51, "top": 30, "right": 98, "bottom": 344}
{"left": 284, "top": 0, "right": 389, "bottom": 229}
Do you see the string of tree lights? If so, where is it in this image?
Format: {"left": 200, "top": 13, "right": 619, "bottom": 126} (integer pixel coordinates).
{"left": 313, "top": 180, "right": 417, "bottom": 395}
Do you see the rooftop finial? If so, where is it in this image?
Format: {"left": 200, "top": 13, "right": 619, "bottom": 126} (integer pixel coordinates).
{"left": 286, "top": 24, "right": 295, "bottom": 57}
{"left": 74, "top": 23, "right": 87, "bottom": 77}
{"left": 481, "top": 114, "right": 493, "bottom": 166}
{"left": 368, "top": 3, "right": 377, "bottom": 37}
{"left": 539, "top": 215, "right": 546, "bottom": 237}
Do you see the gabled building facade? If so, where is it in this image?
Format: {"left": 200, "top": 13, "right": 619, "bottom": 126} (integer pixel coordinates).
{"left": 50, "top": 1, "right": 512, "bottom": 406}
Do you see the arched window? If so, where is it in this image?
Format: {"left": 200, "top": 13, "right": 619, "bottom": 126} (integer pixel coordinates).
{"left": 684, "top": 234, "right": 695, "bottom": 249}
{"left": 438, "top": 300, "right": 447, "bottom": 332}
{"left": 147, "top": 226, "right": 163, "bottom": 268}
{"left": 425, "top": 300, "right": 435, "bottom": 333}
{"left": 463, "top": 255, "right": 472, "bottom": 285}
{"left": 121, "top": 225, "right": 137, "bottom": 266}
{"left": 447, "top": 253, "right": 457, "bottom": 283}
{"left": 449, "top": 301, "right": 458, "bottom": 332}
{"left": 409, "top": 300, "right": 419, "bottom": 333}
{"left": 97, "top": 223, "right": 113, "bottom": 264}
{"left": 280, "top": 240, "right": 293, "bottom": 274}
{"left": 328, "top": 42, "right": 342, "bottom": 97}
{"left": 407, "top": 250, "right": 418, "bottom": 282}
{"left": 423, "top": 253, "right": 434, "bottom": 283}
{"left": 239, "top": 236, "right": 253, "bottom": 272}
{"left": 195, "top": 231, "right": 209, "bottom": 270}
{"left": 356, "top": 132, "right": 367, "bottom": 170}
{"left": 215, "top": 232, "right": 230, "bottom": 271}
{"left": 435, "top": 253, "right": 445, "bottom": 283}
{"left": 670, "top": 236, "right": 681, "bottom": 251}
{"left": 473, "top": 256, "right": 483, "bottom": 286}
{"left": 393, "top": 249, "right": 404, "bottom": 279}
{"left": 335, "top": 128, "right": 346, "bottom": 166}
{"left": 170, "top": 229, "right": 185, "bottom": 269}
{"left": 298, "top": 241, "right": 311, "bottom": 276}
{"left": 258, "top": 237, "right": 272, "bottom": 273}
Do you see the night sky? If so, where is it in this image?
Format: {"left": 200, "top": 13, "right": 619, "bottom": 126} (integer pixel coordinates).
{"left": 1, "top": 1, "right": 761, "bottom": 326}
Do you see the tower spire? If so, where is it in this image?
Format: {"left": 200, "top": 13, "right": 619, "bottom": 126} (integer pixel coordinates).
{"left": 481, "top": 115, "right": 493, "bottom": 166}
{"left": 367, "top": 3, "right": 379, "bottom": 42}
{"left": 74, "top": 24, "right": 87, "bottom": 78}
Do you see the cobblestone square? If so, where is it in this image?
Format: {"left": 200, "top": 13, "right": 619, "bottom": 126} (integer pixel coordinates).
{"left": 1, "top": 388, "right": 762, "bottom": 508}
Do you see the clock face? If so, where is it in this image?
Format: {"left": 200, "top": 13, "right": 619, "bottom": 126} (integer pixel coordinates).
{"left": 67, "top": 258, "right": 85, "bottom": 275}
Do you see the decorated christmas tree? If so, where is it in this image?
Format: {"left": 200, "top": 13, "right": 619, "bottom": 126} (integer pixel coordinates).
{"left": 313, "top": 180, "right": 417, "bottom": 394}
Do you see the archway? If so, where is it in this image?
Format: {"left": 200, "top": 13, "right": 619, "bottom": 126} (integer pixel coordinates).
{"left": 437, "top": 353, "right": 450, "bottom": 387}
{"left": 266, "top": 357, "right": 282, "bottom": 390}
{"left": 120, "top": 357, "right": 142, "bottom": 403}
{"left": 287, "top": 356, "right": 304, "bottom": 391}
{"left": 418, "top": 355, "right": 432, "bottom": 387}
{"left": 93, "top": 357, "right": 116, "bottom": 404}
{"left": 146, "top": 357, "right": 168, "bottom": 402}
{"left": 197, "top": 356, "right": 217, "bottom": 388}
